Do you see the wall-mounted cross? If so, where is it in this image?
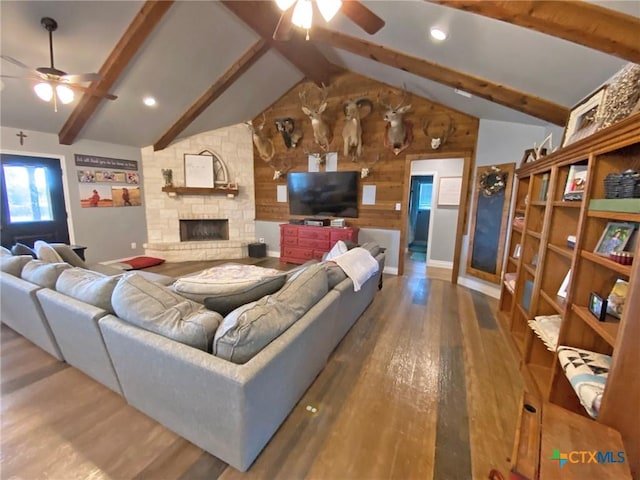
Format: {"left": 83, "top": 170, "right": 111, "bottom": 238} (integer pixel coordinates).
{"left": 16, "top": 131, "right": 27, "bottom": 146}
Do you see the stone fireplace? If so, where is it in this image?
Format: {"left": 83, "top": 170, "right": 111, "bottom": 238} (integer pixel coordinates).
{"left": 140, "top": 123, "right": 256, "bottom": 262}
{"left": 180, "top": 219, "right": 229, "bottom": 242}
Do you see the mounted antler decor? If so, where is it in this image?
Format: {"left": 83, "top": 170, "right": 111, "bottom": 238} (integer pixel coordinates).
{"left": 269, "top": 157, "right": 292, "bottom": 180}
{"left": 300, "top": 83, "right": 332, "bottom": 150}
{"left": 360, "top": 153, "right": 380, "bottom": 178}
{"left": 274, "top": 117, "right": 303, "bottom": 149}
{"left": 342, "top": 97, "right": 373, "bottom": 161}
{"left": 304, "top": 148, "right": 328, "bottom": 168}
{"left": 379, "top": 86, "right": 413, "bottom": 155}
{"left": 244, "top": 114, "right": 275, "bottom": 163}
{"left": 423, "top": 115, "right": 455, "bottom": 150}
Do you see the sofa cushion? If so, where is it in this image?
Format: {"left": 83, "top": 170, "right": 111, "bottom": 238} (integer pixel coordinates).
{"left": 56, "top": 268, "right": 120, "bottom": 313}
{"left": 323, "top": 262, "right": 348, "bottom": 289}
{"left": 11, "top": 243, "right": 37, "bottom": 258}
{"left": 112, "top": 273, "right": 221, "bottom": 352}
{"left": 213, "top": 263, "right": 328, "bottom": 364}
{"left": 0, "top": 255, "right": 33, "bottom": 277}
{"left": 203, "top": 274, "right": 287, "bottom": 316}
{"left": 34, "top": 240, "right": 64, "bottom": 263}
{"left": 359, "top": 241, "right": 382, "bottom": 258}
{"left": 21, "top": 260, "right": 71, "bottom": 288}
{"left": 0, "top": 246, "right": 11, "bottom": 256}
{"left": 51, "top": 243, "right": 87, "bottom": 268}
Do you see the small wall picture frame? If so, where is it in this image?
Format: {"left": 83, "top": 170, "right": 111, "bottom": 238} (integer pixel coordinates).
{"left": 588, "top": 292, "right": 608, "bottom": 322}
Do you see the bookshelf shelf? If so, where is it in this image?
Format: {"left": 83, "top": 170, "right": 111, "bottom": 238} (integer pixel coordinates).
{"left": 499, "top": 114, "right": 640, "bottom": 471}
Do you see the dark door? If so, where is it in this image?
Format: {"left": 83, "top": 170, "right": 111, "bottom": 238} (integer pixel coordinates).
{"left": 1, "top": 154, "right": 70, "bottom": 248}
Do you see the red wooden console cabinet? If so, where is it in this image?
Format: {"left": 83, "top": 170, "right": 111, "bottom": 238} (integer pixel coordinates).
{"left": 280, "top": 224, "right": 359, "bottom": 264}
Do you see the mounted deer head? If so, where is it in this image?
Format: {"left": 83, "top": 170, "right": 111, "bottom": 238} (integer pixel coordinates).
{"left": 423, "top": 115, "right": 455, "bottom": 150}
{"left": 342, "top": 97, "right": 373, "bottom": 161}
{"left": 244, "top": 114, "right": 275, "bottom": 163}
{"left": 274, "top": 117, "right": 303, "bottom": 149}
{"left": 360, "top": 153, "right": 380, "bottom": 179}
{"left": 379, "top": 87, "right": 413, "bottom": 155}
{"left": 300, "top": 83, "right": 332, "bottom": 150}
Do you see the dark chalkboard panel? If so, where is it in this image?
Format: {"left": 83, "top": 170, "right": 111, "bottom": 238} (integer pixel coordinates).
{"left": 466, "top": 163, "right": 515, "bottom": 284}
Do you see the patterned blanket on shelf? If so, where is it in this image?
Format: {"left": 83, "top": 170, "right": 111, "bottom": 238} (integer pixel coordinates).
{"left": 557, "top": 345, "right": 611, "bottom": 418}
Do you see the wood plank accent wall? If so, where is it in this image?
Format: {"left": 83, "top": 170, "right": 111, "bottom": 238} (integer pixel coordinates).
{"left": 254, "top": 71, "right": 479, "bottom": 230}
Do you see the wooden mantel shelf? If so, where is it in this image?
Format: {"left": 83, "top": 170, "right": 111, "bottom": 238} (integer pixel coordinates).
{"left": 162, "top": 186, "right": 239, "bottom": 196}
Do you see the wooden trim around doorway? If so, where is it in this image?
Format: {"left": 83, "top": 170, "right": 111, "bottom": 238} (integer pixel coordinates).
{"left": 402, "top": 151, "right": 475, "bottom": 283}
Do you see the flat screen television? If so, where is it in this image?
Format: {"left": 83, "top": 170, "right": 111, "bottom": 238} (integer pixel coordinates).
{"left": 287, "top": 171, "right": 358, "bottom": 218}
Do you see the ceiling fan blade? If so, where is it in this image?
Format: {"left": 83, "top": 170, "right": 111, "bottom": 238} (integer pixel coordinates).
{"left": 273, "top": 5, "right": 295, "bottom": 41}
{"left": 61, "top": 72, "right": 103, "bottom": 83}
{"left": 0, "top": 74, "right": 40, "bottom": 81}
{"left": 1, "top": 55, "right": 36, "bottom": 71}
{"left": 341, "top": 1, "right": 385, "bottom": 35}
{"left": 53, "top": 81, "right": 117, "bottom": 100}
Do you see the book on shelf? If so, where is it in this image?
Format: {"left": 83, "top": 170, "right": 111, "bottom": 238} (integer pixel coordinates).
{"left": 557, "top": 270, "right": 571, "bottom": 298}
{"left": 606, "top": 279, "right": 628, "bottom": 319}
{"left": 539, "top": 173, "right": 550, "bottom": 201}
{"left": 563, "top": 165, "right": 588, "bottom": 201}
{"left": 521, "top": 280, "right": 534, "bottom": 312}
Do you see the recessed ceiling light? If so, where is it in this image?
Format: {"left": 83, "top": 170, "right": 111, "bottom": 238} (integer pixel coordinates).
{"left": 143, "top": 96, "right": 156, "bottom": 107}
{"left": 430, "top": 27, "right": 448, "bottom": 41}
{"left": 454, "top": 88, "right": 472, "bottom": 98}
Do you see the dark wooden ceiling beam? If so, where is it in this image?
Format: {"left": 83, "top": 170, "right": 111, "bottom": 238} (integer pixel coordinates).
{"left": 311, "top": 27, "right": 568, "bottom": 125}
{"left": 430, "top": 0, "right": 640, "bottom": 64}
{"left": 221, "top": 1, "right": 334, "bottom": 86}
{"left": 58, "top": 1, "right": 174, "bottom": 145}
{"left": 153, "top": 39, "right": 270, "bottom": 151}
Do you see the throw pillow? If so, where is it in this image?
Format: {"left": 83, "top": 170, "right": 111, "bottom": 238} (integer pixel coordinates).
{"left": 213, "top": 263, "right": 328, "bottom": 364}
{"left": 1, "top": 246, "right": 13, "bottom": 256}
{"left": 34, "top": 240, "right": 64, "bottom": 263}
{"left": 112, "top": 273, "right": 221, "bottom": 352}
{"left": 56, "top": 268, "right": 120, "bottom": 313}
{"left": 11, "top": 243, "right": 37, "bottom": 258}
{"left": 324, "top": 240, "right": 348, "bottom": 261}
{"left": 51, "top": 243, "right": 87, "bottom": 268}
{"left": 21, "top": 260, "right": 71, "bottom": 288}
{"left": 0, "top": 255, "right": 34, "bottom": 277}
{"left": 120, "top": 256, "right": 165, "bottom": 270}
{"left": 203, "top": 274, "right": 287, "bottom": 316}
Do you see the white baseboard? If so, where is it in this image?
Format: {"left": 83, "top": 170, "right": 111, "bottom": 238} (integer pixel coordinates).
{"left": 458, "top": 276, "right": 501, "bottom": 299}
{"left": 384, "top": 266, "right": 398, "bottom": 275}
{"left": 427, "top": 259, "right": 453, "bottom": 269}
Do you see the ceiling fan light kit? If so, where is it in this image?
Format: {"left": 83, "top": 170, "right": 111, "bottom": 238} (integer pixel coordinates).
{"left": 0, "top": 16, "right": 117, "bottom": 111}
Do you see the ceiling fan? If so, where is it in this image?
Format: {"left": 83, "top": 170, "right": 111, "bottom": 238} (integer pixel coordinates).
{"left": 273, "top": 0, "right": 385, "bottom": 41}
{"left": 1, "top": 17, "right": 117, "bottom": 110}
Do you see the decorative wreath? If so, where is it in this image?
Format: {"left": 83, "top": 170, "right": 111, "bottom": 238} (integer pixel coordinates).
{"left": 480, "top": 166, "right": 507, "bottom": 197}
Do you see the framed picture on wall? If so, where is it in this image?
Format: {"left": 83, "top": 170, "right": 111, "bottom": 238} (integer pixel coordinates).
{"left": 184, "top": 154, "right": 215, "bottom": 188}
{"left": 437, "top": 176, "right": 462, "bottom": 206}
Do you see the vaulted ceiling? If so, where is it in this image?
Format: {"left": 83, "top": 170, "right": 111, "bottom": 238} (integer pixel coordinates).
{"left": 1, "top": 1, "right": 638, "bottom": 149}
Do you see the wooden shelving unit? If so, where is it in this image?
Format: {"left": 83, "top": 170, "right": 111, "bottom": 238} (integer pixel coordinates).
{"left": 498, "top": 113, "right": 640, "bottom": 476}
{"left": 161, "top": 186, "right": 239, "bottom": 196}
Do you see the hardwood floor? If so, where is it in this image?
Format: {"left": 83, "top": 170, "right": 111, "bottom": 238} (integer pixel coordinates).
{"left": 1, "top": 256, "right": 524, "bottom": 479}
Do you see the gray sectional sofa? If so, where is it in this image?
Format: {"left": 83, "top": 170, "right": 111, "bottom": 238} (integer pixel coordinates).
{"left": 0, "top": 246, "right": 385, "bottom": 472}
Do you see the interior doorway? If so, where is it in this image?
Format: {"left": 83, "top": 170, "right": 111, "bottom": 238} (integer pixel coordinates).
{"left": 407, "top": 175, "right": 434, "bottom": 266}
{"left": 0, "top": 153, "right": 70, "bottom": 248}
